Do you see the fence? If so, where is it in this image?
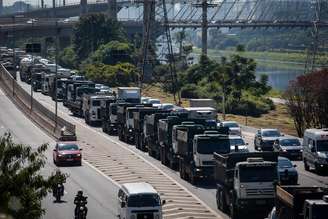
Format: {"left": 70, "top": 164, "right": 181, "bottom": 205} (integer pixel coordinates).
{"left": 0, "top": 64, "right": 76, "bottom": 141}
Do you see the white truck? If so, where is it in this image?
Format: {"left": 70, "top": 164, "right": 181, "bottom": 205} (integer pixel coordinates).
{"left": 303, "top": 128, "right": 328, "bottom": 172}
{"left": 214, "top": 152, "right": 278, "bottom": 219}
{"left": 117, "top": 87, "right": 141, "bottom": 103}
{"left": 82, "top": 94, "right": 116, "bottom": 125}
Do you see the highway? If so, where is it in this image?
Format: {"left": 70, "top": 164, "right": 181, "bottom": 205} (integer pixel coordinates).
{"left": 0, "top": 88, "right": 118, "bottom": 219}
{"left": 0, "top": 71, "right": 327, "bottom": 218}
{"left": 14, "top": 75, "right": 328, "bottom": 219}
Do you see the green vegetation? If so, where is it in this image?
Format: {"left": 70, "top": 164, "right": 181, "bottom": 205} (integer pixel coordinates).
{"left": 177, "top": 54, "right": 274, "bottom": 116}
{"left": 0, "top": 133, "right": 67, "bottom": 218}
{"left": 58, "top": 13, "right": 138, "bottom": 87}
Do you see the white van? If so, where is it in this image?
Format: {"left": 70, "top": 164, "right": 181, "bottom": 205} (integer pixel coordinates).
{"left": 303, "top": 128, "right": 328, "bottom": 172}
{"left": 118, "top": 182, "right": 165, "bottom": 219}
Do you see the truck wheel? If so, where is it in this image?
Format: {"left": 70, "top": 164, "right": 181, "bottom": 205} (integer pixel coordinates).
{"left": 304, "top": 159, "right": 309, "bottom": 171}
{"left": 230, "top": 204, "right": 240, "bottom": 219}
{"left": 217, "top": 189, "right": 227, "bottom": 212}
{"left": 190, "top": 172, "right": 198, "bottom": 185}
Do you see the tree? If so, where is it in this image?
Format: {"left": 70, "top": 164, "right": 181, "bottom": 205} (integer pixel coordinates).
{"left": 0, "top": 133, "right": 67, "bottom": 218}
{"left": 84, "top": 63, "right": 138, "bottom": 87}
{"left": 88, "top": 41, "right": 134, "bottom": 65}
{"left": 73, "top": 13, "right": 126, "bottom": 62}
{"left": 285, "top": 69, "right": 328, "bottom": 137}
{"left": 58, "top": 46, "right": 78, "bottom": 69}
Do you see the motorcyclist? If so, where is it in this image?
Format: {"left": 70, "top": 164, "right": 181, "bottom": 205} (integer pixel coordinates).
{"left": 52, "top": 170, "right": 65, "bottom": 200}
{"left": 74, "top": 190, "right": 88, "bottom": 218}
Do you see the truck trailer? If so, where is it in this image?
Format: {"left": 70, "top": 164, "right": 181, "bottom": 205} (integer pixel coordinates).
{"left": 274, "top": 185, "right": 328, "bottom": 219}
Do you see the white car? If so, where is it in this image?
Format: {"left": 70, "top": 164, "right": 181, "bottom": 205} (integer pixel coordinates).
{"left": 148, "top": 98, "right": 161, "bottom": 104}
{"left": 141, "top": 96, "right": 151, "bottom": 104}
{"left": 220, "top": 121, "right": 242, "bottom": 136}
{"left": 229, "top": 135, "right": 249, "bottom": 153}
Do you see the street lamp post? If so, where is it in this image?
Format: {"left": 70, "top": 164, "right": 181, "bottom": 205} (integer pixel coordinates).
{"left": 55, "top": 20, "right": 59, "bottom": 127}
{"left": 28, "top": 18, "right": 37, "bottom": 110}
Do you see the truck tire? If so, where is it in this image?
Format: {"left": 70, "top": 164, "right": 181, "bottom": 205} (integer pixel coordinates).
{"left": 304, "top": 159, "right": 309, "bottom": 171}
{"left": 217, "top": 188, "right": 227, "bottom": 212}
{"left": 190, "top": 171, "right": 198, "bottom": 185}
{"left": 179, "top": 160, "right": 186, "bottom": 180}
{"left": 230, "top": 203, "right": 240, "bottom": 219}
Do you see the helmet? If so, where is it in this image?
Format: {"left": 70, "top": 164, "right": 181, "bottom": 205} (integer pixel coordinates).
{"left": 77, "top": 190, "right": 83, "bottom": 196}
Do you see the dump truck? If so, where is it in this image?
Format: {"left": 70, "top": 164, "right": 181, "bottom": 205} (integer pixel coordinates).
{"left": 82, "top": 94, "right": 116, "bottom": 125}
{"left": 101, "top": 102, "right": 120, "bottom": 135}
{"left": 274, "top": 185, "right": 328, "bottom": 219}
{"left": 158, "top": 107, "right": 218, "bottom": 169}
{"left": 176, "top": 127, "right": 230, "bottom": 184}
{"left": 214, "top": 152, "right": 278, "bottom": 219}
{"left": 133, "top": 107, "right": 163, "bottom": 151}
{"left": 66, "top": 81, "right": 97, "bottom": 116}
{"left": 145, "top": 112, "right": 175, "bottom": 159}
{"left": 117, "top": 87, "right": 141, "bottom": 103}
{"left": 117, "top": 103, "right": 151, "bottom": 143}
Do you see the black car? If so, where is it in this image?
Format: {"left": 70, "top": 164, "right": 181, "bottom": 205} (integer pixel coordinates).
{"left": 273, "top": 137, "right": 302, "bottom": 160}
{"left": 277, "top": 156, "right": 298, "bottom": 185}
{"left": 254, "top": 128, "right": 282, "bottom": 151}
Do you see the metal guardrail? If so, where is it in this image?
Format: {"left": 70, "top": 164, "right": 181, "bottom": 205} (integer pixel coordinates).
{"left": 0, "top": 64, "right": 76, "bottom": 141}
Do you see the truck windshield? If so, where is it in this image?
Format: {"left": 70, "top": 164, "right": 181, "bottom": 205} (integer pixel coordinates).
{"left": 317, "top": 140, "right": 328, "bottom": 152}
{"left": 197, "top": 139, "right": 230, "bottom": 154}
{"left": 92, "top": 100, "right": 101, "bottom": 107}
{"left": 127, "top": 194, "right": 160, "bottom": 207}
{"left": 239, "top": 166, "right": 277, "bottom": 182}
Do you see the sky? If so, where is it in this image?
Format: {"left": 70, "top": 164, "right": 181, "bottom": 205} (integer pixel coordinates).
{"left": 3, "top": 0, "right": 97, "bottom": 7}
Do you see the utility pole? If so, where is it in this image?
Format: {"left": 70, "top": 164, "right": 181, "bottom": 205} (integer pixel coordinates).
{"left": 108, "top": 0, "right": 117, "bottom": 20}
{"left": 52, "top": 0, "right": 56, "bottom": 17}
{"left": 55, "top": 21, "right": 59, "bottom": 128}
{"left": 201, "top": 0, "right": 208, "bottom": 56}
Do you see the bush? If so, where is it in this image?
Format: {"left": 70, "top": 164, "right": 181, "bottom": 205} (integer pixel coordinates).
{"left": 84, "top": 63, "right": 138, "bottom": 87}
{"left": 180, "top": 84, "right": 199, "bottom": 98}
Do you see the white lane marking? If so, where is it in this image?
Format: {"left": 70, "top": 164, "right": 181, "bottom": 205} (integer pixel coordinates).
{"left": 38, "top": 99, "right": 222, "bottom": 218}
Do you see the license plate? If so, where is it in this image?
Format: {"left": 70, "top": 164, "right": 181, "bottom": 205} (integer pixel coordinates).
{"left": 66, "top": 159, "right": 74, "bottom": 161}
{"left": 256, "top": 200, "right": 266, "bottom": 205}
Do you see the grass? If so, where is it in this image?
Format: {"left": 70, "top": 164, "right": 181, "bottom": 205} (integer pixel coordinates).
{"left": 142, "top": 84, "right": 298, "bottom": 137}
{"left": 223, "top": 104, "right": 298, "bottom": 137}
{"left": 193, "top": 48, "right": 328, "bottom": 69}
{"left": 266, "top": 89, "right": 284, "bottom": 98}
{"left": 141, "top": 84, "right": 190, "bottom": 107}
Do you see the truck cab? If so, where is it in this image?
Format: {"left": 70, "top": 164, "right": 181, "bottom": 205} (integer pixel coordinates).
{"left": 118, "top": 182, "right": 165, "bottom": 219}
{"left": 303, "top": 128, "right": 328, "bottom": 172}
{"left": 214, "top": 152, "right": 278, "bottom": 219}
{"left": 82, "top": 94, "right": 115, "bottom": 125}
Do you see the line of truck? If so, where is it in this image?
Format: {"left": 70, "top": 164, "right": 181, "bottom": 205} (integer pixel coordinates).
{"left": 9, "top": 50, "right": 327, "bottom": 219}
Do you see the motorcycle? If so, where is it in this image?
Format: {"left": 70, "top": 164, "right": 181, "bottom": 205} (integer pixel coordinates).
{"left": 53, "top": 183, "right": 64, "bottom": 202}
{"left": 75, "top": 197, "right": 88, "bottom": 219}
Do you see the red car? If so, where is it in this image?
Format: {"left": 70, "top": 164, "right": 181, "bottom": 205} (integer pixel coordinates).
{"left": 53, "top": 142, "right": 82, "bottom": 166}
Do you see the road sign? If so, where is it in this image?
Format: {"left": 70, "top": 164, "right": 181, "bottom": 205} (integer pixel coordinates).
{"left": 25, "top": 43, "right": 41, "bottom": 53}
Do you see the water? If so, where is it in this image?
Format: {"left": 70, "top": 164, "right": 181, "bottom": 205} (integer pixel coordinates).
{"left": 256, "top": 65, "right": 305, "bottom": 91}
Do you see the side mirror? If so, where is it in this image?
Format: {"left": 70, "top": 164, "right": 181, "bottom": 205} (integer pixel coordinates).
{"left": 162, "top": 200, "right": 166, "bottom": 205}
{"left": 246, "top": 143, "right": 249, "bottom": 145}
{"left": 281, "top": 134, "right": 285, "bottom": 136}
{"left": 79, "top": 148, "right": 83, "bottom": 151}
{"left": 53, "top": 149, "right": 57, "bottom": 152}
{"left": 310, "top": 146, "right": 315, "bottom": 153}
{"left": 293, "top": 164, "right": 297, "bottom": 168}
{"left": 121, "top": 202, "right": 126, "bottom": 208}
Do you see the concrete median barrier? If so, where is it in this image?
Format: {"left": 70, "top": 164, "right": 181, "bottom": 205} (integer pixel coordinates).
{"left": 0, "top": 64, "right": 76, "bottom": 141}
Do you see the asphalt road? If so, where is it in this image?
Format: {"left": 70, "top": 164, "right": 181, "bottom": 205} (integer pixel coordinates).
{"left": 8, "top": 76, "right": 328, "bottom": 218}
{"left": 0, "top": 88, "right": 119, "bottom": 219}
